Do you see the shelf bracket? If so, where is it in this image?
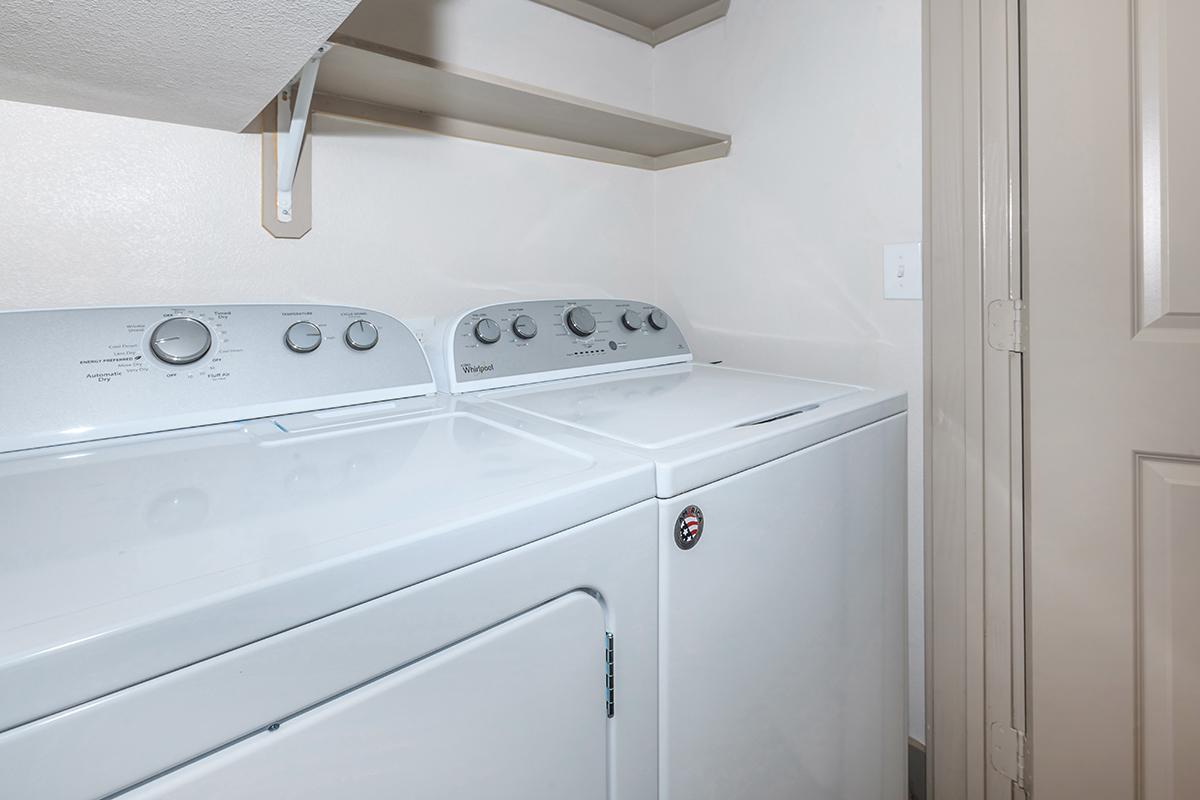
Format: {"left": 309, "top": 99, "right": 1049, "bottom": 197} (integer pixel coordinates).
{"left": 275, "top": 44, "right": 328, "bottom": 224}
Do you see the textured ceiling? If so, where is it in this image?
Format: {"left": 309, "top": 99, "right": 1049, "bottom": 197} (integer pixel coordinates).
{"left": 0, "top": 0, "right": 360, "bottom": 131}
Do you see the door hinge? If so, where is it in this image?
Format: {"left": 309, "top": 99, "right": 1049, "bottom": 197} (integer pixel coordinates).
{"left": 605, "top": 632, "right": 615, "bottom": 718}
{"left": 987, "top": 298, "right": 1027, "bottom": 353}
{"left": 989, "top": 722, "right": 1029, "bottom": 790}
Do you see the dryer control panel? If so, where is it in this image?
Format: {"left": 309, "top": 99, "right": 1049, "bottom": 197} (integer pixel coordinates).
{"left": 431, "top": 299, "right": 692, "bottom": 392}
{"left": 0, "top": 304, "right": 435, "bottom": 453}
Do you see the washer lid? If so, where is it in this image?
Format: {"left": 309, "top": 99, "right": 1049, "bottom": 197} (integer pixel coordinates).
{"left": 0, "top": 397, "right": 652, "bottom": 731}
{"left": 478, "top": 363, "right": 907, "bottom": 497}
{"left": 483, "top": 363, "right": 860, "bottom": 448}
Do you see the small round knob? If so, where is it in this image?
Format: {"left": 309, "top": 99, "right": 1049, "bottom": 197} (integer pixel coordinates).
{"left": 150, "top": 317, "right": 212, "bottom": 365}
{"left": 565, "top": 306, "right": 596, "bottom": 337}
{"left": 474, "top": 318, "right": 502, "bottom": 344}
{"left": 285, "top": 321, "right": 323, "bottom": 353}
{"left": 621, "top": 310, "right": 644, "bottom": 331}
{"left": 344, "top": 319, "right": 379, "bottom": 351}
{"left": 512, "top": 314, "right": 538, "bottom": 340}
{"left": 648, "top": 309, "right": 669, "bottom": 330}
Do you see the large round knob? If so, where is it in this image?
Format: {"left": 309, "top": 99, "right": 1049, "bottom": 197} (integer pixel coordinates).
{"left": 285, "top": 321, "right": 323, "bottom": 353}
{"left": 621, "top": 310, "right": 644, "bottom": 331}
{"left": 150, "top": 317, "right": 212, "bottom": 365}
{"left": 344, "top": 319, "right": 379, "bottom": 351}
{"left": 565, "top": 306, "right": 597, "bottom": 337}
{"left": 474, "top": 318, "right": 502, "bottom": 344}
{"left": 648, "top": 309, "right": 670, "bottom": 330}
{"left": 512, "top": 314, "right": 538, "bottom": 340}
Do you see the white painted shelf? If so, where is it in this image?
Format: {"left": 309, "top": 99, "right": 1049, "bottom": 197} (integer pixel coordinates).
{"left": 309, "top": 35, "right": 731, "bottom": 170}
{"left": 532, "top": 0, "right": 730, "bottom": 45}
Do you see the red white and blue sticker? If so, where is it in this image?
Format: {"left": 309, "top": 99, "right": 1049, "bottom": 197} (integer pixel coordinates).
{"left": 675, "top": 505, "right": 704, "bottom": 550}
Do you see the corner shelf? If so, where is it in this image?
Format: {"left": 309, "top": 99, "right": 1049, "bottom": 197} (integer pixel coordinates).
{"left": 308, "top": 36, "right": 730, "bottom": 171}
{"left": 531, "top": 0, "right": 730, "bottom": 46}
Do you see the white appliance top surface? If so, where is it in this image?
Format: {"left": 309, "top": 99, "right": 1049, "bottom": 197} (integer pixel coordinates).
{"left": 483, "top": 363, "right": 862, "bottom": 448}
{"left": 430, "top": 300, "right": 902, "bottom": 465}
{"left": 476, "top": 363, "right": 908, "bottom": 498}
{"left": 0, "top": 396, "right": 652, "bottom": 730}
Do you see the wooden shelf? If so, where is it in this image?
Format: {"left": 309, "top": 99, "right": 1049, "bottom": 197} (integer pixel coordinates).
{"left": 311, "top": 35, "right": 731, "bottom": 170}
{"left": 531, "top": 0, "right": 730, "bottom": 46}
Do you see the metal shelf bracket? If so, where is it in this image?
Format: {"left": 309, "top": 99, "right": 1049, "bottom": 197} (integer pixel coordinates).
{"left": 275, "top": 44, "right": 329, "bottom": 224}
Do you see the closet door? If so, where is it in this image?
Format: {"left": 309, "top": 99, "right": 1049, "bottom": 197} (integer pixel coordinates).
{"left": 1027, "top": 0, "right": 1200, "bottom": 797}
{"left": 126, "top": 592, "right": 608, "bottom": 800}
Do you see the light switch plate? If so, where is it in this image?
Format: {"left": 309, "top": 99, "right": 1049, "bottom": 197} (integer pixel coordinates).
{"left": 884, "top": 242, "right": 922, "bottom": 300}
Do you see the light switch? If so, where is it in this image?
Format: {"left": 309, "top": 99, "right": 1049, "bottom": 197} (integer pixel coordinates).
{"left": 884, "top": 242, "right": 922, "bottom": 300}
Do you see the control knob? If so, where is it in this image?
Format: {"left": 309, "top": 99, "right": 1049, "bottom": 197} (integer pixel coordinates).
{"left": 285, "top": 321, "right": 323, "bottom": 353}
{"left": 621, "top": 310, "right": 644, "bottom": 331}
{"left": 150, "top": 317, "right": 212, "bottom": 365}
{"left": 474, "top": 318, "right": 502, "bottom": 344}
{"left": 648, "top": 309, "right": 669, "bottom": 330}
{"left": 345, "top": 319, "right": 379, "bottom": 351}
{"left": 512, "top": 314, "right": 538, "bottom": 340}
{"left": 565, "top": 306, "right": 597, "bottom": 337}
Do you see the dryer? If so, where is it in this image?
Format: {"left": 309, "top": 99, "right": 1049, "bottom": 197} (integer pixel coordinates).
{"left": 429, "top": 298, "right": 909, "bottom": 800}
{"left": 0, "top": 304, "right": 658, "bottom": 800}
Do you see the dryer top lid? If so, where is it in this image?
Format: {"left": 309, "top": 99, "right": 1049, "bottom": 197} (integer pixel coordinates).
{"left": 0, "top": 395, "right": 653, "bottom": 730}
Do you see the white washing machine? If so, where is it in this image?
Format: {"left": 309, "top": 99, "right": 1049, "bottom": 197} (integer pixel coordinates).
{"left": 429, "top": 298, "right": 909, "bottom": 800}
{"left": 0, "top": 304, "right": 658, "bottom": 800}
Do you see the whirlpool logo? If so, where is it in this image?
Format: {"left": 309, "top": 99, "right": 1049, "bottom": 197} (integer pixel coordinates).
{"left": 460, "top": 362, "right": 496, "bottom": 375}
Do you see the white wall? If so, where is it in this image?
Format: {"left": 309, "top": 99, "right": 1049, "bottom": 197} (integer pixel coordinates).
{"left": 0, "top": 0, "right": 654, "bottom": 319}
{"left": 651, "top": 0, "right": 925, "bottom": 743}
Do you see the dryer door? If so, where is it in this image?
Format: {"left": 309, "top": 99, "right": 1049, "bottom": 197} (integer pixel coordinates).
{"left": 126, "top": 592, "right": 607, "bottom": 800}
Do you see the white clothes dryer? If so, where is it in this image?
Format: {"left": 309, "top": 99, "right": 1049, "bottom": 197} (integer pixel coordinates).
{"left": 429, "top": 298, "right": 909, "bottom": 800}
{"left": 0, "top": 304, "right": 657, "bottom": 800}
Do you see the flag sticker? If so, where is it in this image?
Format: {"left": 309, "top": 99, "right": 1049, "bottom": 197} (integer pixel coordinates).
{"left": 675, "top": 505, "right": 704, "bottom": 550}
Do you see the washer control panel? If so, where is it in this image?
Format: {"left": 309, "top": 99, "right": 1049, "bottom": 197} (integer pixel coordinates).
{"left": 0, "top": 304, "right": 434, "bottom": 453}
{"left": 434, "top": 299, "right": 691, "bottom": 392}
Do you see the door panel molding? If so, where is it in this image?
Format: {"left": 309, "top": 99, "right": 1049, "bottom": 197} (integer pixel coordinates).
{"left": 1136, "top": 0, "right": 1200, "bottom": 339}
{"left": 1135, "top": 453, "right": 1200, "bottom": 800}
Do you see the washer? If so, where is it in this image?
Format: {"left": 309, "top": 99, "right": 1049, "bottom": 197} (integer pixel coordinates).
{"left": 429, "top": 298, "right": 909, "bottom": 800}
{"left": 0, "top": 304, "right": 657, "bottom": 800}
